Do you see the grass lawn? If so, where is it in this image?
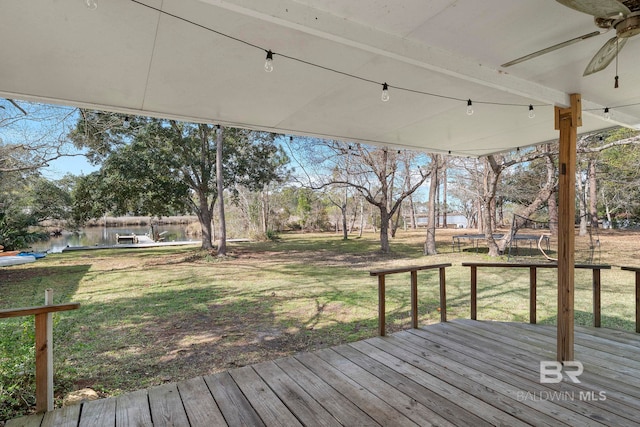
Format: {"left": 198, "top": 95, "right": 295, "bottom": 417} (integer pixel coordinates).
{"left": 1, "top": 228, "right": 639, "bottom": 420}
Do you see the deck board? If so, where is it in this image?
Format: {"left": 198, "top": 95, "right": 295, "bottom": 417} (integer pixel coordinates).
{"left": 252, "top": 360, "right": 342, "bottom": 427}
{"left": 272, "top": 356, "right": 375, "bottom": 426}
{"left": 115, "top": 389, "right": 152, "bottom": 427}
{"left": 41, "top": 405, "right": 80, "bottom": 427}
{"left": 403, "top": 325, "right": 638, "bottom": 426}
{"left": 229, "top": 366, "right": 302, "bottom": 427}
{"left": 176, "top": 377, "right": 227, "bottom": 427}
{"left": 294, "top": 351, "right": 416, "bottom": 426}
{"left": 204, "top": 371, "right": 265, "bottom": 426}
{"left": 147, "top": 382, "right": 190, "bottom": 427}
{"left": 7, "top": 321, "right": 640, "bottom": 426}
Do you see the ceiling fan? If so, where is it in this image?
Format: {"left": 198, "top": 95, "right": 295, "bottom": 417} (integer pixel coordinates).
{"left": 502, "top": 0, "right": 640, "bottom": 76}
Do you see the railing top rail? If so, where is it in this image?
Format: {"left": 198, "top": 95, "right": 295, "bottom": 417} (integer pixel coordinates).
{"left": 370, "top": 263, "right": 452, "bottom": 277}
{"left": 0, "top": 303, "right": 80, "bottom": 319}
{"left": 621, "top": 266, "right": 640, "bottom": 273}
{"left": 461, "top": 262, "right": 611, "bottom": 270}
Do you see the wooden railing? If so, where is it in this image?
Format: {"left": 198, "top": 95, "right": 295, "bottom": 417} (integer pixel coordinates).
{"left": 370, "top": 264, "right": 451, "bottom": 336}
{"left": 461, "top": 262, "right": 611, "bottom": 326}
{"left": 0, "top": 289, "right": 79, "bottom": 413}
{"left": 620, "top": 266, "right": 640, "bottom": 333}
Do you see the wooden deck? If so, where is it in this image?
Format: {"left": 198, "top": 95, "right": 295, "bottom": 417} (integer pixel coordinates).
{"left": 8, "top": 320, "right": 640, "bottom": 426}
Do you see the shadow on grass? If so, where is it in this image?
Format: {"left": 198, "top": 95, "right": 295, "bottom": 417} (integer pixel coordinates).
{"left": 539, "top": 310, "right": 637, "bottom": 332}
{"left": 0, "top": 264, "right": 89, "bottom": 307}
{"left": 52, "top": 282, "right": 387, "bottom": 399}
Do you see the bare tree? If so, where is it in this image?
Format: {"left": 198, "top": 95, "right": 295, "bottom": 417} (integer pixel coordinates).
{"left": 291, "top": 139, "right": 431, "bottom": 253}
{"left": 1, "top": 99, "right": 83, "bottom": 173}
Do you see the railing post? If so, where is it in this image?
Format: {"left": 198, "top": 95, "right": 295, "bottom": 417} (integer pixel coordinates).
{"left": 470, "top": 265, "right": 477, "bottom": 320}
{"left": 622, "top": 267, "right": 640, "bottom": 333}
{"left": 636, "top": 271, "right": 640, "bottom": 333}
{"left": 593, "top": 269, "right": 601, "bottom": 328}
{"left": 35, "top": 288, "right": 55, "bottom": 413}
{"left": 410, "top": 270, "right": 418, "bottom": 329}
{"left": 45, "top": 289, "right": 54, "bottom": 411}
{"left": 439, "top": 267, "right": 447, "bottom": 322}
{"left": 529, "top": 267, "right": 537, "bottom": 324}
{"left": 378, "top": 274, "right": 386, "bottom": 336}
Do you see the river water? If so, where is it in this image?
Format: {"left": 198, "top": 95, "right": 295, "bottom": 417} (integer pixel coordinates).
{"left": 31, "top": 224, "right": 193, "bottom": 253}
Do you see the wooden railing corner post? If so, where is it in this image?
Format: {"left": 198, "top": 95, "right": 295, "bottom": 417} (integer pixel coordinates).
{"left": 636, "top": 271, "right": 640, "bottom": 334}
{"left": 470, "top": 265, "right": 477, "bottom": 320}
{"left": 378, "top": 275, "right": 386, "bottom": 336}
{"left": 410, "top": 270, "right": 418, "bottom": 329}
{"left": 439, "top": 267, "right": 447, "bottom": 322}
{"left": 593, "top": 269, "right": 601, "bottom": 328}
{"left": 529, "top": 267, "right": 537, "bottom": 324}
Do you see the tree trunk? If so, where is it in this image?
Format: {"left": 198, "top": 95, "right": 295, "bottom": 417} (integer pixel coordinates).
{"left": 261, "top": 187, "right": 269, "bottom": 233}
{"left": 390, "top": 203, "right": 401, "bottom": 238}
{"left": 341, "top": 203, "right": 348, "bottom": 240}
{"left": 358, "top": 197, "right": 364, "bottom": 237}
{"left": 216, "top": 126, "right": 227, "bottom": 256}
{"left": 601, "top": 187, "right": 612, "bottom": 225}
{"left": 482, "top": 157, "right": 501, "bottom": 257}
{"left": 379, "top": 208, "right": 391, "bottom": 253}
{"left": 476, "top": 198, "right": 483, "bottom": 232}
{"left": 408, "top": 194, "right": 417, "bottom": 229}
{"left": 435, "top": 177, "right": 440, "bottom": 228}
{"left": 577, "top": 171, "right": 588, "bottom": 236}
{"left": 197, "top": 199, "right": 214, "bottom": 250}
{"left": 549, "top": 188, "right": 559, "bottom": 235}
{"left": 588, "top": 159, "right": 598, "bottom": 229}
{"left": 424, "top": 156, "right": 440, "bottom": 255}
{"left": 442, "top": 166, "right": 448, "bottom": 228}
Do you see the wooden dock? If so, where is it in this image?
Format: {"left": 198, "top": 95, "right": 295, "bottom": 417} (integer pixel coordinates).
{"left": 7, "top": 320, "right": 640, "bottom": 426}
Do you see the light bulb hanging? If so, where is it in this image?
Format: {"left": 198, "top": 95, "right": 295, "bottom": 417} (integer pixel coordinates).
{"left": 604, "top": 107, "right": 611, "bottom": 121}
{"left": 264, "top": 50, "right": 274, "bottom": 73}
{"left": 528, "top": 105, "right": 535, "bottom": 119}
{"left": 85, "top": 0, "right": 97, "bottom": 9}
{"left": 466, "top": 99, "right": 474, "bottom": 116}
{"left": 123, "top": 116, "right": 130, "bottom": 129}
{"left": 381, "top": 83, "right": 390, "bottom": 102}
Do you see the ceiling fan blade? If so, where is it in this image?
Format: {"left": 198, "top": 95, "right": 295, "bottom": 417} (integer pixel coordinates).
{"left": 501, "top": 31, "right": 601, "bottom": 68}
{"left": 583, "top": 36, "right": 627, "bottom": 75}
{"left": 556, "top": 0, "right": 630, "bottom": 18}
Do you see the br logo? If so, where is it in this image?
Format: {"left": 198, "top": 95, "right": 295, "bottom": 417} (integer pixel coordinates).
{"left": 539, "top": 361, "right": 583, "bottom": 383}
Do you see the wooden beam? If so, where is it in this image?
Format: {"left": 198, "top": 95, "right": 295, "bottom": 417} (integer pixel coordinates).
{"left": 554, "top": 93, "right": 580, "bottom": 362}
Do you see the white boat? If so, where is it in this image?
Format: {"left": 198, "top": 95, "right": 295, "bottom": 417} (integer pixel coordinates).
{"left": 0, "top": 255, "right": 36, "bottom": 267}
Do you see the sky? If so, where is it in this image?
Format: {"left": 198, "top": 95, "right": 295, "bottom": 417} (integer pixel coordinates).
{"left": 42, "top": 154, "right": 99, "bottom": 179}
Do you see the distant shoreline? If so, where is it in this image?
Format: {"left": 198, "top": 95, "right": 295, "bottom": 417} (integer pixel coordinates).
{"left": 42, "top": 215, "right": 199, "bottom": 228}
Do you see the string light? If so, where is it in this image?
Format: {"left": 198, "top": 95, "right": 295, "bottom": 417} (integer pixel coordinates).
{"left": 528, "top": 105, "right": 535, "bottom": 119}
{"left": 603, "top": 107, "right": 611, "bottom": 121}
{"left": 85, "top": 0, "right": 97, "bottom": 9}
{"left": 381, "top": 83, "right": 390, "bottom": 102}
{"left": 123, "top": 117, "right": 131, "bottom": 129}
{"left": 131, "top": 1, "right": 557, "bottom": 112}
{"left": 264, "top": 50, "right": 274, "bottom": 73}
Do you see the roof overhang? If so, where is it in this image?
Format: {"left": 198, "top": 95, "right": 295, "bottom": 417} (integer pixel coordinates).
{"left": 2, "top": 0, "right": 640, "bottom": 156}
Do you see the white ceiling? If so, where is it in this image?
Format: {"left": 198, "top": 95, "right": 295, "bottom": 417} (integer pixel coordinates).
{"left": 2, "top": 0, "right": 640, "bottom": 156}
